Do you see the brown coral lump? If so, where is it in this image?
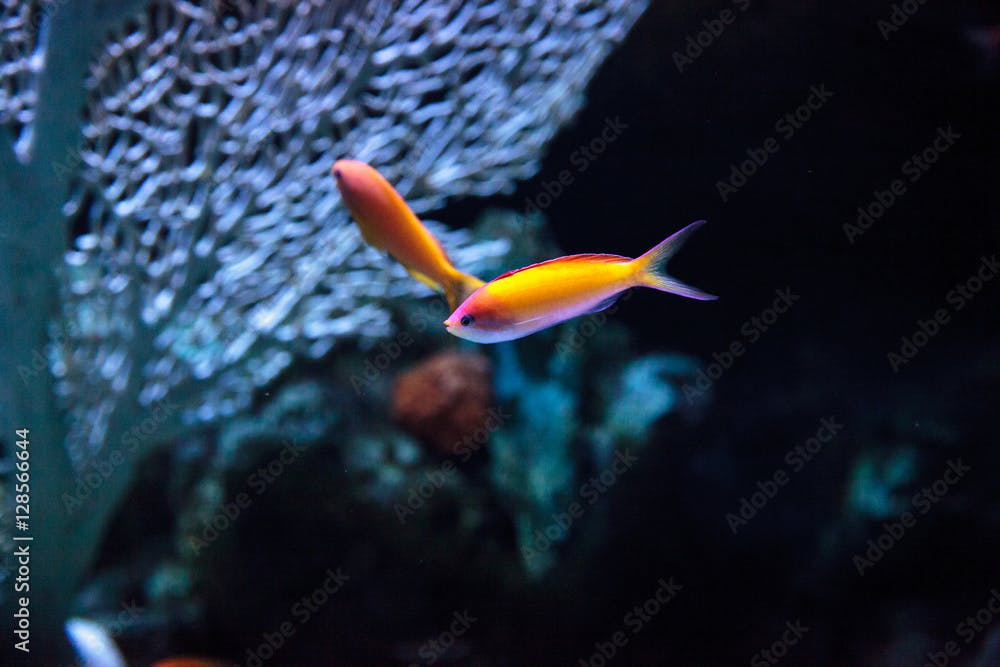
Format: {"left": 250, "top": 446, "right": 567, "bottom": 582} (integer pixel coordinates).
{"left": 391, "top": 351, "right": 495, "bottom": 456}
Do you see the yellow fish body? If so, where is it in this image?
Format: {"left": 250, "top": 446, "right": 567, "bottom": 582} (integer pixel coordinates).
{"left": 444, "top": 220, "right": 716, "bottom": 343}
{"left": 332, "top": 159, "right": 484, "bottom": 311}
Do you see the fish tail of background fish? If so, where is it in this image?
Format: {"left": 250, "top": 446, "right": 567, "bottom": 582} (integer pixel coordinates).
{"left": 444, "top": 270, "right": 486, "bottom": 312}
{"left": 633, "top": 220, "right": 717, "bottom": 301}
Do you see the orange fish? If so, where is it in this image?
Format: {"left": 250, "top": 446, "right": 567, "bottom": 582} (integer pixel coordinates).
{"left": 444, "top": 220, "right": 716, "bottom": 343}
{"left": 150, "top": 658, "right": 235, "bottom": 667}
{"left": 332, "top": 159, "right": 484, "bottom": 311}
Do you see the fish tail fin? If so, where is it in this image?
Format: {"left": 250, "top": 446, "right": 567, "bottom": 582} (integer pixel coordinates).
{"left": 634, "top": 220, "right": 717, "bottom": 301}
{"left": 405, "top": 267, "right": 445, "bottom": 294}
{"left": 444, "top": 271, "right": 485, "bottom": 311}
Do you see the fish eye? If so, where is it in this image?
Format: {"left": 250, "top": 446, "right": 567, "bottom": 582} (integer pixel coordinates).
{"left": 460, "top": 315, "right": 474, "bottom": 327}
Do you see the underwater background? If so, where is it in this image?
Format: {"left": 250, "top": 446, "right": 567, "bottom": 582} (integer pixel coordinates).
{"left": 1, "top": 0, "right": 998, "bottom": 665}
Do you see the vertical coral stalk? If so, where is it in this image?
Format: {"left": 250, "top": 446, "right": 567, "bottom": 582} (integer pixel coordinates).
{"left": 0, "top": 1, "right": 145, "bottom": 662}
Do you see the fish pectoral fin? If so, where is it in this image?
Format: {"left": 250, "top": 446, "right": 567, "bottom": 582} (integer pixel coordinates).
{"left": 405, "top": 267, "right": 444, "bottom": 293}
{"left": 585, "top": 293, "right": 623, "bottom": 314}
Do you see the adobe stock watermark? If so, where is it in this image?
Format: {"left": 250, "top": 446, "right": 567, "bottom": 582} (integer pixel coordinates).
{"left": 716, "top": 84, "right": 833, "bottom": 202}
{"left": 16, "top": 320, "right": 81, "bottom": 385}
{"left": 394, "top": 406, "right": 513, "bottom": 524}
{"left": 103, "top": 599, "right": 144, "bottom": 638}
{"left": 920, "top": 588, "right": 1000, "bottom": 667}
{"left": 577, "top": 577, "right": 683, "bottom": 667}
{"left": 56, "top": 598, "right": 144, "bottom": 659}
{"left": 751, "top": 620, "right": 810, "bottom": 666}
{"left": 852, "top": 458, "right": 970, "bottom": 576}
{"left": 554, "top": 290, "right": 634, "bottom": 357}
{"left": 407, "top": 609, "right": 477, "bottom": 667}
{"left": 672, "top": 0, "right": 751, "bottom": 73}
{"left": 61, "top": 398, "right": 180, "bottom": 515}
{"left": 242, "top": 566, "right": 350, "bottom": 667}
{"left": 886, "top": 253, "right": 997, "bottom": 372}
{"left": 725, "top": 417, "right": 843, "bottom": 534}
{"left": 877, "top": 0, "right": 933, "bottom": 40}
{"left": 521, "top": 449, "right": 638, "bottom": 566}
{"left": 520, "top": 116, "right": 628, "bottom": 219}
{"left": 186, "top": 438, "right": 307, "bottom": 555}
{"left": 843, "top": 126, "right": 960, "bottom": 244}
{"left": 51, "top": 144, "right": 87, "bottom": 183}
{"left": 349, "top": 300, "right": 450, "bottom": 395}
{"left": 681, "top": 287, "right": 799, "bottom": 404}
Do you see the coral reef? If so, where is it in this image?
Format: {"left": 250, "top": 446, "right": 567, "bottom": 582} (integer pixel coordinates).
{"left": 35, "top": 206, "right": 998, "bottom": 666}
{"left": 392, "top": 351, "right": 495, "bottom": 456}
{"left": 54, "top": 208, "right": 704, "bottom": 663}
{"left": 490, "top": 373, "right": 578, "bottom": 577}
{"left": 0, "top": 2, "right": 649, "bottom": 660}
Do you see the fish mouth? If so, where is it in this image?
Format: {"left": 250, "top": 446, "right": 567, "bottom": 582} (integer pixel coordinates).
{"left": 443, "top": 319, "right": 458, "bottom": 328}
{"left": 332, "top": 159, "right": 354, "bottom": 183}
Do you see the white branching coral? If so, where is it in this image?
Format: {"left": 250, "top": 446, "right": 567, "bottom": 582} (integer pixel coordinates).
{"left": 6, "top": 0, "right": 648, "bottom": 467}
{"left": 0, "top": 0, "right": 45, "bottom": 161}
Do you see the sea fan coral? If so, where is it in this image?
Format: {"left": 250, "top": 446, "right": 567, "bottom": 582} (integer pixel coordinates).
{"left": 39, "top": 0, "right": 650, "bottom": 465}
{"left": 0, "top": 0, "right": 45, "bottom": 161}
{"left": 0, "top": 1, "right": 648, "bottom": 659}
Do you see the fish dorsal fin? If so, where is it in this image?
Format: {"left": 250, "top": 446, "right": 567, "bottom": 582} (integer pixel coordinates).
{"left": 491, "top": 253, "right": 631, "bottom": 282}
